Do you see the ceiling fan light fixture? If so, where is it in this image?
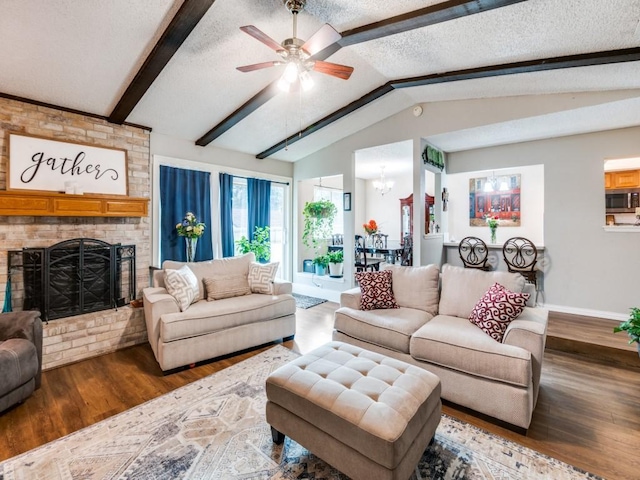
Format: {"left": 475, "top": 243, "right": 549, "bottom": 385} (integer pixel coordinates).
{"left": 299, "top": 70, "right": 314, "bottom": 91}
{"left": 277, "top": 76, "right": 291, "bottom": 92}
{"left": 283, "top": 62, "right": 299, "bottom": 83}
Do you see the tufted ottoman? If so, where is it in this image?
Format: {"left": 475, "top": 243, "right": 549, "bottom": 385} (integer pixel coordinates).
{"left": 266, "top": 341, "right": 441, "bottom": 480}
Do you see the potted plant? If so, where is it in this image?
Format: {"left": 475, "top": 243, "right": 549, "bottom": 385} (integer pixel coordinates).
{"left": 312, "top": 254, "right": 330, "bottom": 276}
{"left": 302, "top": 200, "right": 337, "bottom": 251}
{"left": 327, "top": 250, "right": 344, "bottom": 277}
{"left": 614, "top": 307, "right": 640, "bottom": 356}
{"left": 236, "top": 226, "right": 271, "bottom": 263}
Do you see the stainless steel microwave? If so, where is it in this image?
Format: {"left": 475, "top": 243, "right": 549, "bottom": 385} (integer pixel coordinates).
{"left": 606, "top": 189, "right": 640, "bottom": 213}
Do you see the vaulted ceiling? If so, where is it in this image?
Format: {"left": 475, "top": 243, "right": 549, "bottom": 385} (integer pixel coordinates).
{"left": 2, "top": 0, "right": 639, "bottom": 163}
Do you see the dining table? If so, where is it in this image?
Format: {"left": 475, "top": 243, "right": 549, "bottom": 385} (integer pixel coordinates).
{"left": 328, "top": 242, "right": 404, "bottom": 264}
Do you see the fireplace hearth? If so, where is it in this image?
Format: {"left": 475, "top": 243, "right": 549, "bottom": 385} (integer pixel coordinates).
{"left": 9, "top": 238, "right": 136, "bottom": 321}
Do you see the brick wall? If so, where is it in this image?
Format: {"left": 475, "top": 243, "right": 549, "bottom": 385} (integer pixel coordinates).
{"left": 0, "top": 97, "right": 151, "bottom": 370}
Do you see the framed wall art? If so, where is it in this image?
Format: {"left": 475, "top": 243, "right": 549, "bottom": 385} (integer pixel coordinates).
{"left": 469, "top": 173, "right": 521, "bottom": 227}
{"left": 343, "top": 192, "right": 352, "bottom": 211}
{"left": 9, "top": 133, "right": 128, "bottom": 195}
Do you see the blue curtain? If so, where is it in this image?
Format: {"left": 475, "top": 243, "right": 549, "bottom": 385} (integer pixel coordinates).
{"left": 248, "top": 177, "right": 271, "bottom": 238}
{"left": 219, "top": 173, "right": 235, "bottom": 257}
{"left": 160, "top": 166, "right": 213, "bottom": 262}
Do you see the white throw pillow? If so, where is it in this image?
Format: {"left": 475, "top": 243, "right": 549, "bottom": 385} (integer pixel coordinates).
{"left": 248, "top": 262, "right": 279, "bottom": 294}
{"left": 164, "top": 265, "right": 199, "bottom": 311}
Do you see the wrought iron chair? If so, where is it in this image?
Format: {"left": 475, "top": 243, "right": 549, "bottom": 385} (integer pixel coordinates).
{"left": 400, "top": 235, "right": 413, "bottom": 266}
{"left": 458, "top": 236, "right": 490, "bottom": 270}
{"left": 370, "top": 233, "right": 390, "bottom": 262}
{"left": 354, "top": 235, "right": 382, "bottom": 272}
{"left": 502, "top": 237, "right": 539, "bottom": 301}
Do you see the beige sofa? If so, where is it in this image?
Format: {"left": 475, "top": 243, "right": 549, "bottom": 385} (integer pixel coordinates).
{"left": 333, "top": 264, "right": 548, "bottom": 430}
{"left": 143, "top": 253, "right": 296, "bottom": 372}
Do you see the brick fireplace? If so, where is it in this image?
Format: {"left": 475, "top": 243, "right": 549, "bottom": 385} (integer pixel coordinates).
{"left": 0, "top": 97, "right": 151, "bottom": 370}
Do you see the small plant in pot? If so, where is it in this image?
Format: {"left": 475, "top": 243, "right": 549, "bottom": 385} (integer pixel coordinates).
{"left": 613, "top": 307, "right": 640, "bottom": 356}
{"left": 312, "top": 254, "right": 330, "bottom": 276}
{"left": 327, "top": 250, "right": 344, "bottom": 278}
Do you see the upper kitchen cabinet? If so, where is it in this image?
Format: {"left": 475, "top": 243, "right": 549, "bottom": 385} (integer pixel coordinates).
{"left": 605, "top": 169, "right": 640, "bottom": 189}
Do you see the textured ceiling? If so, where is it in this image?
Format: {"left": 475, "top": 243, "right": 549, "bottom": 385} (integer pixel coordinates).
{"left": 1, "top": 0, "right": 639, "bottom": 166}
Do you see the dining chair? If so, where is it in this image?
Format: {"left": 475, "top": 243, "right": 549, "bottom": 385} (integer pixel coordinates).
{"left": 400, "top": 235, "right": 413, "bottom": 266}
{"left": 331, "top": 233, "right": 344, "bottom": 246}
{"left": 354, "top": 235, "right": 382, "bottom": 272}
{"left": 502, "top": 236, "right": 539, "bottom": 301}
{"left": 458, "top": 236, "right": 490, "bottom": 270}
{"left": 370, "top": 233, "right": 389, "bottom": 262}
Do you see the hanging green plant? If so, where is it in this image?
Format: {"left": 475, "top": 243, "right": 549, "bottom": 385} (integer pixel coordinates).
{"left": 302, "top": 200, "right": 337, "bottom": 250}
{"left": 422, "top": 145, "right": 445, "bottom": 171}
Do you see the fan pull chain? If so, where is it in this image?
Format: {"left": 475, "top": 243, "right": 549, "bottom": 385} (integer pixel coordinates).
{"left": 299, "top": 84, "right": 303, "bottom": 139}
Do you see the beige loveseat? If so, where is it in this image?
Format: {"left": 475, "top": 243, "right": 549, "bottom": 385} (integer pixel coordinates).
{"left": 143, "top": 253, "right": 296, "bottom": 372}
{"left": 333, "top": 264, "right": 548, "bottom": 430}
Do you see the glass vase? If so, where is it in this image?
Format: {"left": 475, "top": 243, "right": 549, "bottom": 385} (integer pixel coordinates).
{"left": 185, "top": 237, "right": 198, "bottom": 262}
{"left": 490, "top": 227, "right": 497, "bottom": 245}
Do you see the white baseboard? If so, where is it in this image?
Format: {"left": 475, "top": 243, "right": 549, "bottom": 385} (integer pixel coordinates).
{"left": 542, "top": 303, "right": 628, "bottom": 322}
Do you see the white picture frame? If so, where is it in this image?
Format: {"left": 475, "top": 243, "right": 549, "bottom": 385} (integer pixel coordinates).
{"left": 8, "top": 133, "right": 128, "bottom": 196}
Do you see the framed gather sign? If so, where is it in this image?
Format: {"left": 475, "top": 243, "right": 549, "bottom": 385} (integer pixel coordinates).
{"left": 8, "top": 133, "right": 128, "bottom": 195}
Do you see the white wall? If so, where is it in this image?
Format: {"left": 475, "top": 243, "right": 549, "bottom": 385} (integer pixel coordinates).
{"left": 363, "top": 172, "right": 413, "bottom": 243}
{"left": 293, "top": 94, "right": 640, "bottom": 317}
{"left": 448, "top": 127, "right": 640, "bottom": 317}
{"left": 444, "top": 165, "right": 544, "bottom": 245}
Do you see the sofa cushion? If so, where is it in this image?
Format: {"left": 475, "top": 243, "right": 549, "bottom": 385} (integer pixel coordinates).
{"left": 248, "top": 262, "right": 279, "bottom": 294}
{"left": 355, "top": 270, "right": 399, "bottom": 311}
{"left": 203, "top": 274, "right": 250, "bottom": 301}
{"left": 160, "top": 293, "right": 296, "bottom": 343}
{"left": 0, "top": 338, "right": 38, "bottom": 396}
{"left": 383, "top": 264, "right": 439, "bottom": 315}
{"left": 164, "top": 253, "right": 255, "bottom": 300}
{"left": 439, "top": 264, "right": 526, "bottom": 319}
{"left": 410, "top": 315, "right": 532, "bottom": 388}
{"left": 469, "top": 283, "right": 530, "bottom": 342}
{"left": 334, "top": 306, "right": 433, "bottom": 354}
{"left": 164, "top": 266, "right": 199, "bottom": 311}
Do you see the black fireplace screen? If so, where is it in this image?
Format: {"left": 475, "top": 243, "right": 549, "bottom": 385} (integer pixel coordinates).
{"left": 11, "top": 238, "right": 136, "bottom": 321}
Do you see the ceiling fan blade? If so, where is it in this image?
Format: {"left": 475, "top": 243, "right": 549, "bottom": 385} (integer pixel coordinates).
{"left": 239, "top": 25, "right": 283, "bottom": 52}
{"left": 236, "top": 61, "right": 281, "bottom": 73}
{"left": 313, "top": 60, "right": 354, "bottom": 80}
{"left": 302, "top": 24, "right": 341, "bottom": 56}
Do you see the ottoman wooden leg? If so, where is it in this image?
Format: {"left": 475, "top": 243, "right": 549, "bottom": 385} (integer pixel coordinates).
{"left": 271, "top": 426, "right": 285, "bottom": 444}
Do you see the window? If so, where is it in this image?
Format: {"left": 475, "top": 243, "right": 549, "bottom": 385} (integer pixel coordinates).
{"left": 232, "top": 177, "right": 289, "bottom": 279}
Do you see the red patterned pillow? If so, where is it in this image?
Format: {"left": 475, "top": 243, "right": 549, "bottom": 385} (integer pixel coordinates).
{"left": 469, "top": 283, "right": 530, "bottom": 342}
{"left": 355, "top": 270, "right": 399, "bottom": 311}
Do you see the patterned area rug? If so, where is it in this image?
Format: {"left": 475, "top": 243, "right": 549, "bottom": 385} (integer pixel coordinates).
{"left": 0, "top": 346, "right": 601, "bottom": 479}
{"left": 292, "top": 292, "right": 328, "bottom": 309}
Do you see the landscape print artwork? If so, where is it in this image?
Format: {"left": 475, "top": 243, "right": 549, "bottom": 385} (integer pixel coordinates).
{"left": 469, "top": 174, "right": 522, "bottom": 227}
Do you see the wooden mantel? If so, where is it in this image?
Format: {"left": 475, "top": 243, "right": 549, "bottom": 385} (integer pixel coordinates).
{"left": 0, "top": 190, "right": 148, "bottom": 217}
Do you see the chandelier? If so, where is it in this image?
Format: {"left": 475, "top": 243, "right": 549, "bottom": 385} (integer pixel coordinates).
{"left": 373, "top": 166, "right": 394, "bottom": 196}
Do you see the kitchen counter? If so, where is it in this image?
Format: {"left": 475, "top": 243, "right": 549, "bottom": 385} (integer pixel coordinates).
{"left": 603, "top": 225, "right": 640, "bottom": 232}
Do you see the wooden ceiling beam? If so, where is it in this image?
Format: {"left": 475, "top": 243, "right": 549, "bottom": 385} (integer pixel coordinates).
{"left": 257, "top": 47, "right": 640, "bottom": 158}
{"left": 196, "top": 0, "right": 524, "bottom": 147}
{"left": 108, "top": 0, "right": 217, "bottom": 125}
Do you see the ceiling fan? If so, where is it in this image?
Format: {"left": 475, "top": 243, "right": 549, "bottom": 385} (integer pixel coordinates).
{"left": 236, "top": 0, "right": 354, "bottom": 92}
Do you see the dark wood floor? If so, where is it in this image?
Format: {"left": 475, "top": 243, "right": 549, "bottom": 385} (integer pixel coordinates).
{"left": 1, "top": 303, "right": 639, "bottom": 479}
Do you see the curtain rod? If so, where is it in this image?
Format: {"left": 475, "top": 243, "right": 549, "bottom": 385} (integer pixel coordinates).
{"left": 225, "top": 173, "right": 289, "bottom": 186}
